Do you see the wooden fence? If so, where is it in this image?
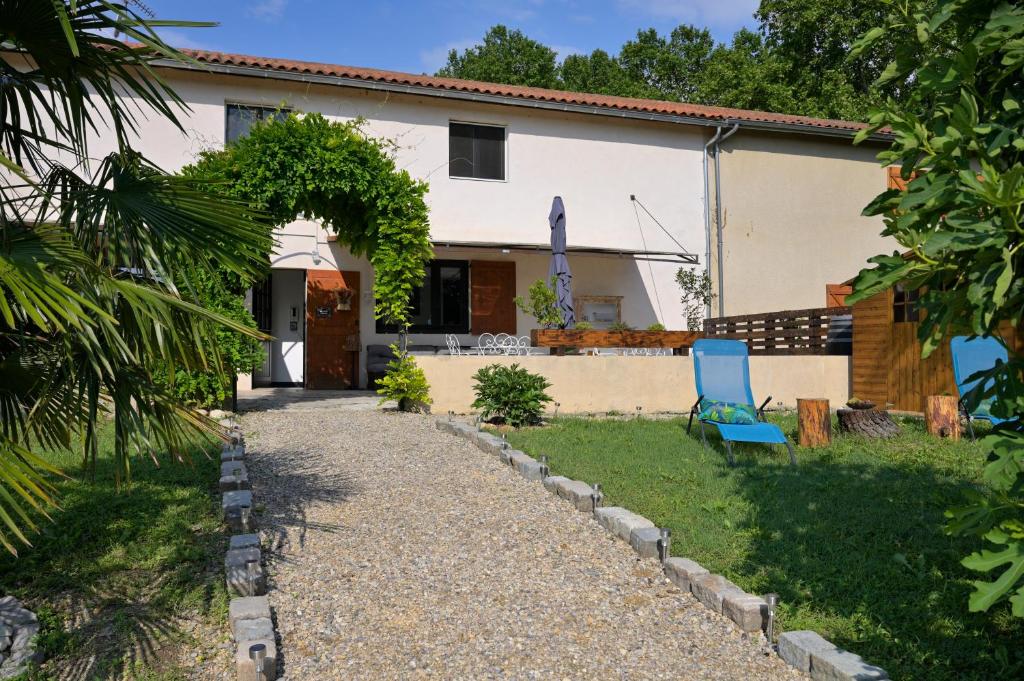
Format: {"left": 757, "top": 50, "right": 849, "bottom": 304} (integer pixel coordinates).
{"left": 704, "top": 306, "right": 852, "bottom": 355}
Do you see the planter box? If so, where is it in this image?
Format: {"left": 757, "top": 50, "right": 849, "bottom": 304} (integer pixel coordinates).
{"left": 530, "top": 329, "right": 700, "bottom": 350}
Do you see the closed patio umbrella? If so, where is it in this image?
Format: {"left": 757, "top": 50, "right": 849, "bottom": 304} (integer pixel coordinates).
{"left": 548, "top": 196, "right": 575, "bottom": 328}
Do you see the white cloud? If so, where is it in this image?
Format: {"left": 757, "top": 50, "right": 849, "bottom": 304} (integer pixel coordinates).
{"left": 616, "top": 0, "right": 758, "bottom": 29}
{"left": 156, "top": 29, "right": 215, "bottom": 51}
{"left": 551, "top": 44, "right": 583, "bottom": 63}
{"left": 248, "top": 0, "right": 287, "bottom": 22}
{"left": 419, "top": 39, "right": 478, "bottom": 74}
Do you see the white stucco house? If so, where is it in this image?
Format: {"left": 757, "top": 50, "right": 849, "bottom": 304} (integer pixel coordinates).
{"left": 88, "top": 48, "right": 894, "bottom": 389}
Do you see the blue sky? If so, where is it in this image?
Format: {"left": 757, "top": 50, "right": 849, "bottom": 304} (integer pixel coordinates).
{"left": 144, "top": 0, "right": 760, "bottom": 74}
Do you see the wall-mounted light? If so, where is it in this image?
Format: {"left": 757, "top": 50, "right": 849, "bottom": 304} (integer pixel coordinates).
{"left": 500, "top": 248, "right": 511, "bottom": 254}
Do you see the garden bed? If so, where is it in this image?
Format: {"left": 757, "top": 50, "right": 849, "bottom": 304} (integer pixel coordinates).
{"left": 507, "top": 414, "right": 1024, "bottom": 681}
{"left": 530, "top": 328, "right": 700, "bottom": 350}
{"left": 0, "top": 424, "right": 227, "bottom": 679}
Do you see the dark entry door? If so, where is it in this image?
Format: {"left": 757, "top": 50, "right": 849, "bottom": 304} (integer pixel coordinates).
{"left": 305, "top": 270, "right": 360, "bottom": 389}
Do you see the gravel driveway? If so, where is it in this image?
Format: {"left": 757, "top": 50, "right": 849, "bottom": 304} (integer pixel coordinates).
{"left": 240, "top": 405, "right": 801, "bottom": 680}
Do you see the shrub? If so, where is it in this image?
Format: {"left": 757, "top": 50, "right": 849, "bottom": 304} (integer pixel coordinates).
{"left": 608, "top": 321, "right": 633, "bottom": 331}
{"left": 646, "top": 322, "right": 666, "bottom": 331}
{"left": 154, "top": 267, "right": 265, "bottom": 408}
{"left": 575, "top": 320, "right": 594, "bottom": 330}
{"left": 376, "top": 344, "right": 431, "bottom": 412}
{"left": 472, "top": 363, "right": 552, "bottom": 427}
{"left": 514, "top": 277, "right": 564, "bottom": 328}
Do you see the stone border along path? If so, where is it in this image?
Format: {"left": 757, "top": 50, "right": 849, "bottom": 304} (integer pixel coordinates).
{"left": 441, "top": 419, "right": 891, "bottom": 681}
{"left": 219, "top": 418, "right": 280, "bottom": 681}
{"left": 239, "top": 408, "right": 813, "bottom": 679}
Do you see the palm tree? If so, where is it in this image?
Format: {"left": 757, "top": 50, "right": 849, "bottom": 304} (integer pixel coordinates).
{"left": 0, "top": 1, "right": 274, "bottom": 553}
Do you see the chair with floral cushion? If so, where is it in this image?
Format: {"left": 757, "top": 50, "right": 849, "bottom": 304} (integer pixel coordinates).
{"left": 951, "top": 335, "right": 1013, "bottom": 440}
{"left": 687, "top": 339, "right": 796, "bottom": 466}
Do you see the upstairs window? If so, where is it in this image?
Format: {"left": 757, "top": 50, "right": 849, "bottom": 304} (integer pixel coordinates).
{"left": 449, "top": 122, "right": 506, "bottom": 180}
{"left": 225, "top": 104, "right": 289, "bottom": 144}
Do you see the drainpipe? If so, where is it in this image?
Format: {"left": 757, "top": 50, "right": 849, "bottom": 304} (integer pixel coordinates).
{"left": 702, "top": 127, "right": 724, "bottom": 321}
{"left": 713, "top": 123, "right": 740, "bottom": 317}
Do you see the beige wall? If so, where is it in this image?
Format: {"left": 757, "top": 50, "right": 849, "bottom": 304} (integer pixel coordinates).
{"left": 711, "top": 131, "right": 893, "bottom": 316}
{"left": 419, "top": 354, "right": 851, "bottom": 414}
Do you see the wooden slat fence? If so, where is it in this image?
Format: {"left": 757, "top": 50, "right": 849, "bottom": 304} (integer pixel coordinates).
{"left": 704, "top": 306, "right": 852, "bottom": 355}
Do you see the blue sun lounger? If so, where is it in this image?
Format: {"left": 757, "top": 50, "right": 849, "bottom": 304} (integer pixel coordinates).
{"left": 687, "top": 339, "right": 797, "bottom": 466}
{"left": 951, "top": 335, "right": 1013, "bottom": 440}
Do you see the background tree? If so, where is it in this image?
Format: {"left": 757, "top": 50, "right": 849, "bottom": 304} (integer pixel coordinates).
{"left": 436, "top": 1, "right": 940, "bottom": 119}
{"left": 438, "top": 24, "right": 559, "bottom": 88}
{"left": 694, "top": 29, "right": 799, "bottom": 114}
{"left": 618, "top": 26, "right": 715, "bottom": 102}
{"left": 849, "top": 0, "right": 1024, "bottom": 616}
{"left": 559, "top": 49, "right": 658, "bottom": 98}
{"left": 0, "top": 1, "right": 274, "bottom": 552}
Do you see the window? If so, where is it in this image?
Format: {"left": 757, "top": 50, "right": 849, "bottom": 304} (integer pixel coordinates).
{"left": 377, "top": 260, "right": 469, "bottom": 333}
{"left": 893, "top": 283, "right": 920, "bottom": 323}
{"left": 575, "top": 295, "right": 622, "bottom": 329}
{"left": 449, "top": 122, "right": 506, "bottom": 180}
{"left": 225, "top": 104, "right": 289, "bottom": 145}
{"left": 251, "top": 276, "right": 272, "bottom": 332}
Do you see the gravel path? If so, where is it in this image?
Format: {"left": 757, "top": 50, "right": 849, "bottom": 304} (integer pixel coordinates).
{"left": 242, "top": 406, "right": 802, "bottom": 680}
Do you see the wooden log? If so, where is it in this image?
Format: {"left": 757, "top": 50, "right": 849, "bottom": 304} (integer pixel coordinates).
{"left": 925, "top": 395, "right": 961, "bottom": 440}
{"left": 797, "top": 399, "right": 831, "bottom": 448}
{"left": 837, "top": 408, "right": 901, "bottom": 438}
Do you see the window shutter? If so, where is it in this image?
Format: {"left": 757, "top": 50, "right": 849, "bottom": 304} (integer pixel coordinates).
{"left": 470, "top": 260, "right": 516, "bottom": 335}
{"left": 887, "top": 166, "right": 918, "bottom": 191}
{"left": 825, "top": 284, "right": 853, "bottom": 307}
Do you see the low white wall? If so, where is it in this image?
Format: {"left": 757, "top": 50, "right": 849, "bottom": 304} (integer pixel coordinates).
{"left": 418, "top": 355, "right": 851, "bottom": 414}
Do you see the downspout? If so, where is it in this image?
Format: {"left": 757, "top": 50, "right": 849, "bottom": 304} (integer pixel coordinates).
{"left": 713, "top": 123, "right": 740, "bottom": 317}
{"left": 702, "top": 127, "right": 724, "bottom": 321}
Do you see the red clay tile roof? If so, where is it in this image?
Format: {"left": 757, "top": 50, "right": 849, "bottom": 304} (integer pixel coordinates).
{"left": 174, "top": 47, "right": 872, "bottom": 135}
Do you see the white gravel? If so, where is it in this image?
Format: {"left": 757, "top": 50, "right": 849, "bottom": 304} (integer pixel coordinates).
{"left": 227, "top": 406, "right": 803, "bottom": 680}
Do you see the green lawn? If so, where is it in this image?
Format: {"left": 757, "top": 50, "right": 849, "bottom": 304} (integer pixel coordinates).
{"left": 507, "top": 414, "right": 1023, "bottom": 681}
{"left": 0, "top": 424, "right": 228, "bottom": 680}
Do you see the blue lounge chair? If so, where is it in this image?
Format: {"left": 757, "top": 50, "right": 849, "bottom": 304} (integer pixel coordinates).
{"left": 951, "top": 335, "right": 1012, "bottom": 440}
{"left": 687, "top": 339, "right": 797, "bottom": 466}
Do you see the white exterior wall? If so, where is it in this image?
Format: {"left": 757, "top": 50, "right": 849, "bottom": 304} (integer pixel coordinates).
{"left": 94, "top": 68, "right": 705, "bottom": 386}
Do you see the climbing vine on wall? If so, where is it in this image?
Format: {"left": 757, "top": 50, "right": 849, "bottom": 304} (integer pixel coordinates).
{"left": 185, "top": 113, "right": 433, "bottom": 322}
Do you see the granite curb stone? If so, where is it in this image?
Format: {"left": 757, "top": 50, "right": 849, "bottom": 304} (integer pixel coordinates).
{"left": 663, "top": 557, "right": 709, "bottom": 593}
{"left": 554, "top": 479, "right": 596, "bottom": 512}
{"left": 722, "top": 592, "right": 769, "bottom": 632}
{"left": 229, "top": 596, "right": 271, "bottom": 632}
{"left": 225, "top": 547, "right": 261, "bottom": 568}
{"left": 774, "top": 630, "right": 892, "bottom": 681}
{"left": 690, "top": 573, "right": 745, "bottom": 614}
{"left": 230, "top": 534, "right": 261, "bottom": 550}
{"left": 629, "top": 526, "right": 663, "bottom": 559}
{"left": 234, "top": 617, "right": 275, "bottom": 643}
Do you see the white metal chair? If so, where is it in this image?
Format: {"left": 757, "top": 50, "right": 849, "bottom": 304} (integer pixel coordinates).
{"left": 446, "top": 333, "right": 473, "bottom": 356}
{"left": 476, "top": 333, "right": 496, "bottom": 354}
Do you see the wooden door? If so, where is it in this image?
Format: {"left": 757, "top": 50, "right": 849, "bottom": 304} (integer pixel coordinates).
{"left": 305, "top": 270, "right": 360, "bottom": 390}
{"left": 470, "top": 260, "right": 517, "bottom": 335}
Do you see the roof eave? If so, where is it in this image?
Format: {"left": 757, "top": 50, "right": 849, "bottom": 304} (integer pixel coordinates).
{"left": 153, "top": 58, "right": 890, "bottom": 142}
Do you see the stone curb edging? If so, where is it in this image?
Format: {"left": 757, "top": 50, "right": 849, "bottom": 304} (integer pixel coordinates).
{"left": 219, "top": 420, "right": 279, "bottom": 681}
{"left": 436, "top": 418, "right": 890, "bottom": 681}
{"left": 0, "top": 596, "right": 43, "bottom": 678}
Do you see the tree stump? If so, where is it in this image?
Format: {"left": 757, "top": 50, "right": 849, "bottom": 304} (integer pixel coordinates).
{"left": 925, "top": 395, "right": 961, "bottom": 441}
{"left": 837, "top": 408, "right": 901, "bottom": 438}
{"left": 797, "top": 398, "right": 831, "bottom": 448}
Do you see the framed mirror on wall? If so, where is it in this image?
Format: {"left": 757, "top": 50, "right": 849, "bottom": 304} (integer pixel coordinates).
{"left": 575, "top": 295, "right": 622, "bottom": 329}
